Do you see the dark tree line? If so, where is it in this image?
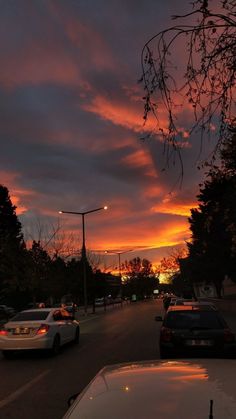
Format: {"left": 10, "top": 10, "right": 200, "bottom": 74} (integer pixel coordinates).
{"left": 0, "top": 185, "right": 121, "bottom": 309}
{"left": 0, "top": 185, "right": 158, "bottom": 308}
{"left": 183, "top": 134, "right": 236, "bottom": 297}
{"left": 122, "top": 257, "right": 158, "bottom": 299}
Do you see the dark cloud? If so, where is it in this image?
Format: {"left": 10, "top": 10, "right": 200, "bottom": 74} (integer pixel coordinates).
{"left": 0, "top": 0, "right": 202, "bottom": 262}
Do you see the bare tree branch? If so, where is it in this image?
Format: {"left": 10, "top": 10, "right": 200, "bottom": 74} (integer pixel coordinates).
{"left": 140, "top": 0, "right": 236, "bottom": 174}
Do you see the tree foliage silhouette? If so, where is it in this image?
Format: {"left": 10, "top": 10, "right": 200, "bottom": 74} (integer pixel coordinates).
{"left": 141, "top": 0, "right": 236, "bottom": 171}
{"left": 0, "top": 185, "right": 26, "bottom": 300}
{"left": 187, "top": 134, "right": 236, "bottom": 296}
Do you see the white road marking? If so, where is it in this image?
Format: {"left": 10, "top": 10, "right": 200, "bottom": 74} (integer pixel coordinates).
{"left": 0, "top": 369, "right": 50, "bottom": 409}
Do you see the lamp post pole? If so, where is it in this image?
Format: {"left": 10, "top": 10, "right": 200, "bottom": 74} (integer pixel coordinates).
{"left": 118, "top": 252, "right": 121, "bottom": 278}
{"left": 59, "top": 206, "right": 108, "bottom": 315}
{"left": 105, "top": 249, "right": 133, "bottom": 297}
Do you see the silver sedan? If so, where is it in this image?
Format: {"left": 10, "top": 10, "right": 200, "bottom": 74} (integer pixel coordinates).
{"left": 0, "top": 308, "right": 80, "bottom": 358}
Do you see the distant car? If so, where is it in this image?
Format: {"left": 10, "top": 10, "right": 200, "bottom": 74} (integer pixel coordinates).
{"left": 95, "top": 298, "right": 104, "bottom": 307}
{"left": 156, "top": 304, "right": 236, "bottom": 358}
{"left": 0, "top": 308, "right": 80, "bottom": 359}
{"left": 62, "top": 359, "right": 236, "bottom": 418}
{"left": 64, "top": 303, "right": 78, "bottom": 313}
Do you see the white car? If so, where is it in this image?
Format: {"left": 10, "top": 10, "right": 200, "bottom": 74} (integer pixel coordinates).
{"left": 0, "top": 308, "right": 80, "bottom": 358}
{"left": 63, "top": 359, "right": 236, "bottom": 418}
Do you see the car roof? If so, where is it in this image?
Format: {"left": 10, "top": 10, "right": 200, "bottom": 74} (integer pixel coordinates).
{"left": 63, "top": 359, "right": 236, "bottom": 419}
{"left": 167, "top": 304, "right": 216, "bottom": 312}
{"left": 20, "top": 308, "right": 55, "bottom": 313}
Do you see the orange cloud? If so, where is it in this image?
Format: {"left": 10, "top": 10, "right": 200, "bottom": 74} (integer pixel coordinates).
{"left": 151, "top": 203, "right": 194, "bottom": 217}
{"left": 65, "top": 22, "right": 115, "bottom": 72}
{"left": 82, "top": 93, "right": 193, "bottom": 152}
{"left": 1, "top": 48, "right": 83, "bottom": 90}
{"left": 83, "top": 95, "right": 150, "bottom": 133}
{"left": 121, "top": 148, "right": 158, "bottom": 178}
{"left": 92, "top": 219, "right": 190, "bottom": 254}
{"left": 151, "top": 191, "right": 198, "bottom": 217}
{"left": 144, "top": 185, "right": 163, "bottom": 199}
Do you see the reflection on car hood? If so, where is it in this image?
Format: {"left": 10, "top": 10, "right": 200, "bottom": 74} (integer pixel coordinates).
{"left": 63, "top": 359, "right": 236, "bottom": 418}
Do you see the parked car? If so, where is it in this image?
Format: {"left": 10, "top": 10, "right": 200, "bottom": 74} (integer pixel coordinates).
{"left": 95, "top": 298, "right": 105, "bottom": 307}
{"left": 173, "top": 298, "right": 217, "bottom": 310}
{"left": 26, "top": 302, "right": 46, "bottom": 309}
{"left": 62, "top": 359, "right": 236, "bottom": 418}
{"left": 156, "top": 304, "right": 236, "bottom": 358}
{"left": 174, "top": 298, "right": 195, "bottom": 305}
{"left": 64, "top": 302, "right": 78, "bottom": 313}
{"left": 0, "top": 308, "right": 80, "bottom": 358}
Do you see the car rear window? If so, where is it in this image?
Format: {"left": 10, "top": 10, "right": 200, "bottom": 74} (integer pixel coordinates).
{"left": 11, "top": 311, "right": 50, "bottom": 321}
{"left": 164, "top": 311, "right": 225, "bottom": 329}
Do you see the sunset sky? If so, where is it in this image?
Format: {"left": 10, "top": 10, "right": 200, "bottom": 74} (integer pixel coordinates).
{"left": 0, "top": 0, "right": 218, "bottom": 269}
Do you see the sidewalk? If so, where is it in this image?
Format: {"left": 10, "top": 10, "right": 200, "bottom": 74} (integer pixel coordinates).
{"left": 75, "top": 300, "right": 130, "bottom": 320}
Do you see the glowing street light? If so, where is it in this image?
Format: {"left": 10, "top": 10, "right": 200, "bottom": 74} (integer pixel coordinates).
{"left": 59, "top": 206, "right": 108, "bottom": 314}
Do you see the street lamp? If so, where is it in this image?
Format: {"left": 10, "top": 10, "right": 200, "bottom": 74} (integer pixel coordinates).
{"left": 105, "top": 249, "right": 133, "bottom": 294}
{"left": 59, "top": 206, "right": 108, "bottom": 314}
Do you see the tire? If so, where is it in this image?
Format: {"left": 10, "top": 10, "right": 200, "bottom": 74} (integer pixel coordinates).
{"left": 2, "top": 350, "right": 14, "bottom": 359}
{"left": 50, "top": 334, "right": 60, "bottom": 356}
{"left": 74, "top": 327, "right": 80, "bottom": 344}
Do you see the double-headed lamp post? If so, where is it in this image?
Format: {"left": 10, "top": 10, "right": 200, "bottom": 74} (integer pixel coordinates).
{"left": 59, "top": 206, "right": 108, "bottom": 314}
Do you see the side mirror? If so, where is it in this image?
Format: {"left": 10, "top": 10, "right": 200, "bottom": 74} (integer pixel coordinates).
{"left": 155, "top": 316, "right": 163, "bottom": 322}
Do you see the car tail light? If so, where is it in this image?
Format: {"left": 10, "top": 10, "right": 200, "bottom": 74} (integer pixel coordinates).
{"left": 160, "top": 326, "right": 172, "bottom": 343}
{"left": 0, "top": 328, "right": 8, "bottom": 336}
{"left": 36, "top": 324, "right": 50, "bottom": 335}
{"left": 224, "top": 328, "right": 235, "bottom": 343}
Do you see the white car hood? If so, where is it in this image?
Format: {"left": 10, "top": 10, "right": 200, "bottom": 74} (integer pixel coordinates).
{"left": 64, "top": 359, "right": 236, "bottom": 418}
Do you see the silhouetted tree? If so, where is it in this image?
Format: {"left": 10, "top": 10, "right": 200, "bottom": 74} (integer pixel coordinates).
{"left": 157, "top": 247, "right": 187, "bottom": 281}
{"left": 47, "top": 256, "right": 67, "bottom": 303}
{"left": 187, "top": 134, "right": 236, "bottom": 296}
{"left": 123, "top": 257, "right": 157, "bottom": 298}
{"left": 93, "top": 270, "right": 113, "bottom": 298}
{"left": 26, "top": 240, "right": 51, "bottom": 302}
{"left": 141, "top": 0, "right": 236, "bottom": 172}
{"left": 0, "top": 185, "right": 27, "bottom": 304}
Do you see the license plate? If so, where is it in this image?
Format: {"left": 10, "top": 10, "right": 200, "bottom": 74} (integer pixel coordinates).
{"left": 185, "top": 339, "right": 213, "bottom": 346}
{"left": 13, "top": 328, "right": 29, "bottom": 335}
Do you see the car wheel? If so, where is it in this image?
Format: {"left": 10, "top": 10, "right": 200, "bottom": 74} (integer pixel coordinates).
{"left": 74, "top": 327, "right": 80, "bottom": 344}
{"left": 51, "top": 334, "right": 61, "bottom": 356}
{"left": 2, "top": 350, "right": 14, "bottom": 360}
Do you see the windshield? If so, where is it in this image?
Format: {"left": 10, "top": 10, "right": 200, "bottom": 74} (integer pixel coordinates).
{"left": 11, "top": 311, "right": 50, "bottom": 321}
{"left": 164, "top": 311, "right": 225, "bottom": 329}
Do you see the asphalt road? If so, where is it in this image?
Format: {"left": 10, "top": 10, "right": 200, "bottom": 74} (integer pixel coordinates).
{"left": 0, "top": 299, "right": 164, "bottom": 419}
{"left": 0, "top": 299, "right": 236, "bottom": 419}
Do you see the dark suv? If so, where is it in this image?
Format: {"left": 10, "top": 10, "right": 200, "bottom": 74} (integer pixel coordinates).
{"left": 157, "top": 305, "right": 236, "bottom": 358}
